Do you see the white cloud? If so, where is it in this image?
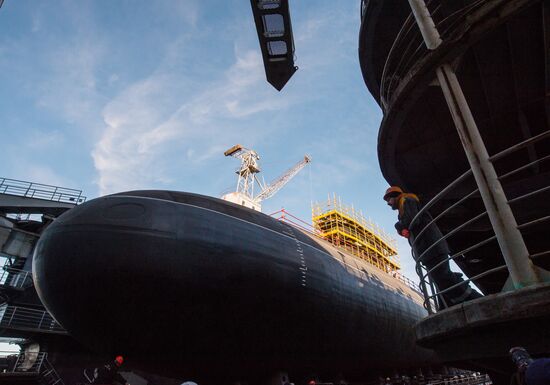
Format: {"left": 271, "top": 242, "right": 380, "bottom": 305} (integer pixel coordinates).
{"left": 92, "top": 48, "right": 292, "bottom": 195}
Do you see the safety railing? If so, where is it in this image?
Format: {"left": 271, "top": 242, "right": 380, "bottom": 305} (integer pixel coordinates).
{"left": 9, "top": 351, "right": 65, "bottom": 385}
{"left": 390, "top": 271, "right": 423, "bottom": 295}
{"left": 378, "top": 0, "right": 495, "bottom": 111}
{"left": 270, "top": 208, "right": 321, "bottom": 237}
{"left": 269, "top": 209, "right": 423, "bottom": 294}
{"left": 416, "top": 374, "right": 491, "bottom": 385}
{"left": 0, "top": 267, "right": 33, "bottom": 290}
{"left": 0, "top": 304, "right": 66, "bottom": 334}
{"left": 0, "top": 177, "right": 86, "bottom": 205}
{"left": 312, "top": 195, "right": 398, "bottom": 251}
{"left": 409, "top": 130, "right": 550, "bottom": 313}
{"left": 12, "top": 350, "right": 45, "bottom": 373}
{"left": 355, "top": 373, "right": 491, "bottom": 385}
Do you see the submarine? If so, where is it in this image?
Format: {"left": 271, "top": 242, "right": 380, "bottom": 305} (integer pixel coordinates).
{"left": 33, "top": 190, "right": 437, "bottom": 383}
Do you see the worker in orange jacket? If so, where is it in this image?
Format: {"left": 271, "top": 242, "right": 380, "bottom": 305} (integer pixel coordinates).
{"left": 90, "top": 356, "right": 129, "bottom": 385}
{"left": 384, "top": 186, "right": 481, "bottom": 307}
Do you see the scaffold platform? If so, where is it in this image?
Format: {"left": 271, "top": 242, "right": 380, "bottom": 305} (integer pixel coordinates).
{"left": 312, "top": 195, "right": 400, "bottom": 273}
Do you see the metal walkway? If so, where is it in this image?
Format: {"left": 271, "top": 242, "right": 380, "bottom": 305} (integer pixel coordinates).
{"left": 0, "top": 178, "right": 85, "bottom": 216}
{"left": 0, "top": 178, "right": 85, "bottom": 205}
{"left": 0, "top": 304, "right": 66, "bottom": 335}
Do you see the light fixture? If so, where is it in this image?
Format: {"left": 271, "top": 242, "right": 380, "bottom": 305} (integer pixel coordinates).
{"left": 250, "top": 0, "right": 298, "bottom": 91}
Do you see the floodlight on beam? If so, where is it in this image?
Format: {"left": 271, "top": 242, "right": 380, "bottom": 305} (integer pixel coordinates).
{"left": 250, "top": 0, "right": 298, "bottom": 91}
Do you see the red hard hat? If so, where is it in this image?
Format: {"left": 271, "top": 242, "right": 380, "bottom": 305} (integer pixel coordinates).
{"left": 115, "top": 355, "right": 124, "bottom": 365}
{"left": 308, "top": 381, "right": 316, "bottom": 385}
{"left": 383, "top": 186, "right": 403, "bottom": 201}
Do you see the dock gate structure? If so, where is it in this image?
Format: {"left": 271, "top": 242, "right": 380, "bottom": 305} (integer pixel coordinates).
{"left": 0, "top": 178, "right": 86, "bottom": 384}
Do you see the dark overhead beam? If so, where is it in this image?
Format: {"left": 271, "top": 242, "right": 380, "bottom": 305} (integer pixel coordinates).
{"left": 250, "top": 0, "right": 298, "bottom": 91}
{"left": 543, "top": 0, "right": 550, "bottom": 96}
{"left": 505, "top": 22, "right": 539, "bottom": 170}
{"left": 542, "top": 0, "right": 550, "bottom": 130}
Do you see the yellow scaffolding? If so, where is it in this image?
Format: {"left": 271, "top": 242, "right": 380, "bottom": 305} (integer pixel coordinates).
{"left": 312, "top": 194, "right": 400, "bottom": 273}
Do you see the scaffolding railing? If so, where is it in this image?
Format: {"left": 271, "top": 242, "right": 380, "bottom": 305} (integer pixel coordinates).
{"left": 313, "top": 194, "right": 397, "bottom": 250}
{"left": 270, "top": 208, "right": 423, "bottom": 295}
{"left": 0, "top": 177, "right": 86, "bottom": 205}
{"left": 0, "top": 304, "right": 66, "bottom": 334}
{"left": 409, "top": 130, "right": 550, "bottom": 313}
{"left": 312, "top": 195, "right": 400, "bottom": 273}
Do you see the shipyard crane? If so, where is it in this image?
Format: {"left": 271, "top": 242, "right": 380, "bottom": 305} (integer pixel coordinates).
{"left": 221, "top": 144, "right": 311, "bottom": 212}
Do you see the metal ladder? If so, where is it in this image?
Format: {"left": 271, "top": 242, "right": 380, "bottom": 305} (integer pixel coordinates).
{"left": 12, "top": 351, "right": 64, "bottom": 385}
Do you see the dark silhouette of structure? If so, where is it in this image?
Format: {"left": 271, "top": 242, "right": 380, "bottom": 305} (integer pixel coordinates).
{"left": 360, "top": 1, "right": 550, "bottom": 383}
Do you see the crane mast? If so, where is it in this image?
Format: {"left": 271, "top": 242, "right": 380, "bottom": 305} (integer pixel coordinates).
{"left": 221, "top": 144, "right": 311, "bottom": 212}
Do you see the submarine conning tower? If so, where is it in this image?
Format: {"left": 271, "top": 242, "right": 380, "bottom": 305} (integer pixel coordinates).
{"left": 360, "top": 0, "right": 550, "bottom": 383}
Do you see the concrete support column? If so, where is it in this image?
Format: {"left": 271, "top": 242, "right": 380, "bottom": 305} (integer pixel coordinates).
{"left": 408, "top": 1, "right": 543, "bottom": 289}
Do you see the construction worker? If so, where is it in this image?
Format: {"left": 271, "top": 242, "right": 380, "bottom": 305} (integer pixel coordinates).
{"left": 90, "top": 355, "right": 129, "bottom": 385}
{"left": 383, "top": 186, "right": 481, "bottom": 307}
{"left": 510, "top": 347, "right": 550, "bottom": 385}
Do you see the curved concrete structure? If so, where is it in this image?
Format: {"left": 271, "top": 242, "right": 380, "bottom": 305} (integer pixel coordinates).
{"left": 359, "top": 0, "right": 550, "bottom": 294}
{"left": 33, "top": 191, "right": 436, "bottom": 383}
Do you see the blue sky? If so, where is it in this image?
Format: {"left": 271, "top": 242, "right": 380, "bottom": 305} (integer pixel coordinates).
{"left": 0, "top": 1, "right": 418, "bottom": 279}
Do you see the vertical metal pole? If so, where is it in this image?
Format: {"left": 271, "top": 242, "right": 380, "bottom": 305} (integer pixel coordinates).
{"left": 414, "top": 249, "right": 433, "bottom": 314}
{"left": 435, "top": 65, "right": 540, "bottom": 288}
{"left": 408, "top": 0, "right": 542, "bottom": 289}
{"left": 408, "top": 0, "right": 442, "bottom": 50}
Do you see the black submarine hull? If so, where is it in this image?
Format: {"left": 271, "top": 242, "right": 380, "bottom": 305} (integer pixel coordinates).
{"left": 33, "top": 191, "right": 436, "bottom": 381}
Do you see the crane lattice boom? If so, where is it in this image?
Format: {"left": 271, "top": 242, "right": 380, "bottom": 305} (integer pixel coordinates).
{"left": 256, "top": 155, "right": 311, "bottom": 201}
{"left": 221, "top": 144, "right": 311, "bottom": 212}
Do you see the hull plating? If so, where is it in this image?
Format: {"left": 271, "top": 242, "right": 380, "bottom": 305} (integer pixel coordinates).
{"left": 33, "top": 191, "right": 436, "bottom": 380}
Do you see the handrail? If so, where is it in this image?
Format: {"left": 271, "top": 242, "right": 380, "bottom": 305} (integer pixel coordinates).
{"left": 415, "top": 211, "right": 488, "bottom": 264}
{"left": 270, "top": 209, "right": 421, "bottom": 293}
{"left": 0, "top": 177, "right": 86, "bottom": 205}
{"left": 420, "top": 233, "right": 498, "bottom": 282}
{"left": 10, "top": 351, "right": 65, "bottom": 384}
{"left": 411, "top": 187, "right": 478, "bottom": 249}
{"left": 409, "top": 169, "right": 473, "bottom": 231}
{"left": 0, "top": 304, "right": 66, "bottom": 333}
{"left": 489, "top": 130, "right": 550, "bottom": 162}
{"left": 405, "top": 130, "right": 550, "bottom": 313}
{"left": 379, "top": 0, "right": 506, "bottom": 109}
{"left": 0, "top": 267, "right": 33, "bottom": 290}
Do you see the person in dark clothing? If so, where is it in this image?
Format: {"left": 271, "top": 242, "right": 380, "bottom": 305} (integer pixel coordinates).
{"left": 90, "top": 355, "right": 129, "bottom": 385}
{"left": 510, "top": 347, "right": 550, "bottom": 385}
{"left": 383, "top": 186, "right": 481, "bottom": 307}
